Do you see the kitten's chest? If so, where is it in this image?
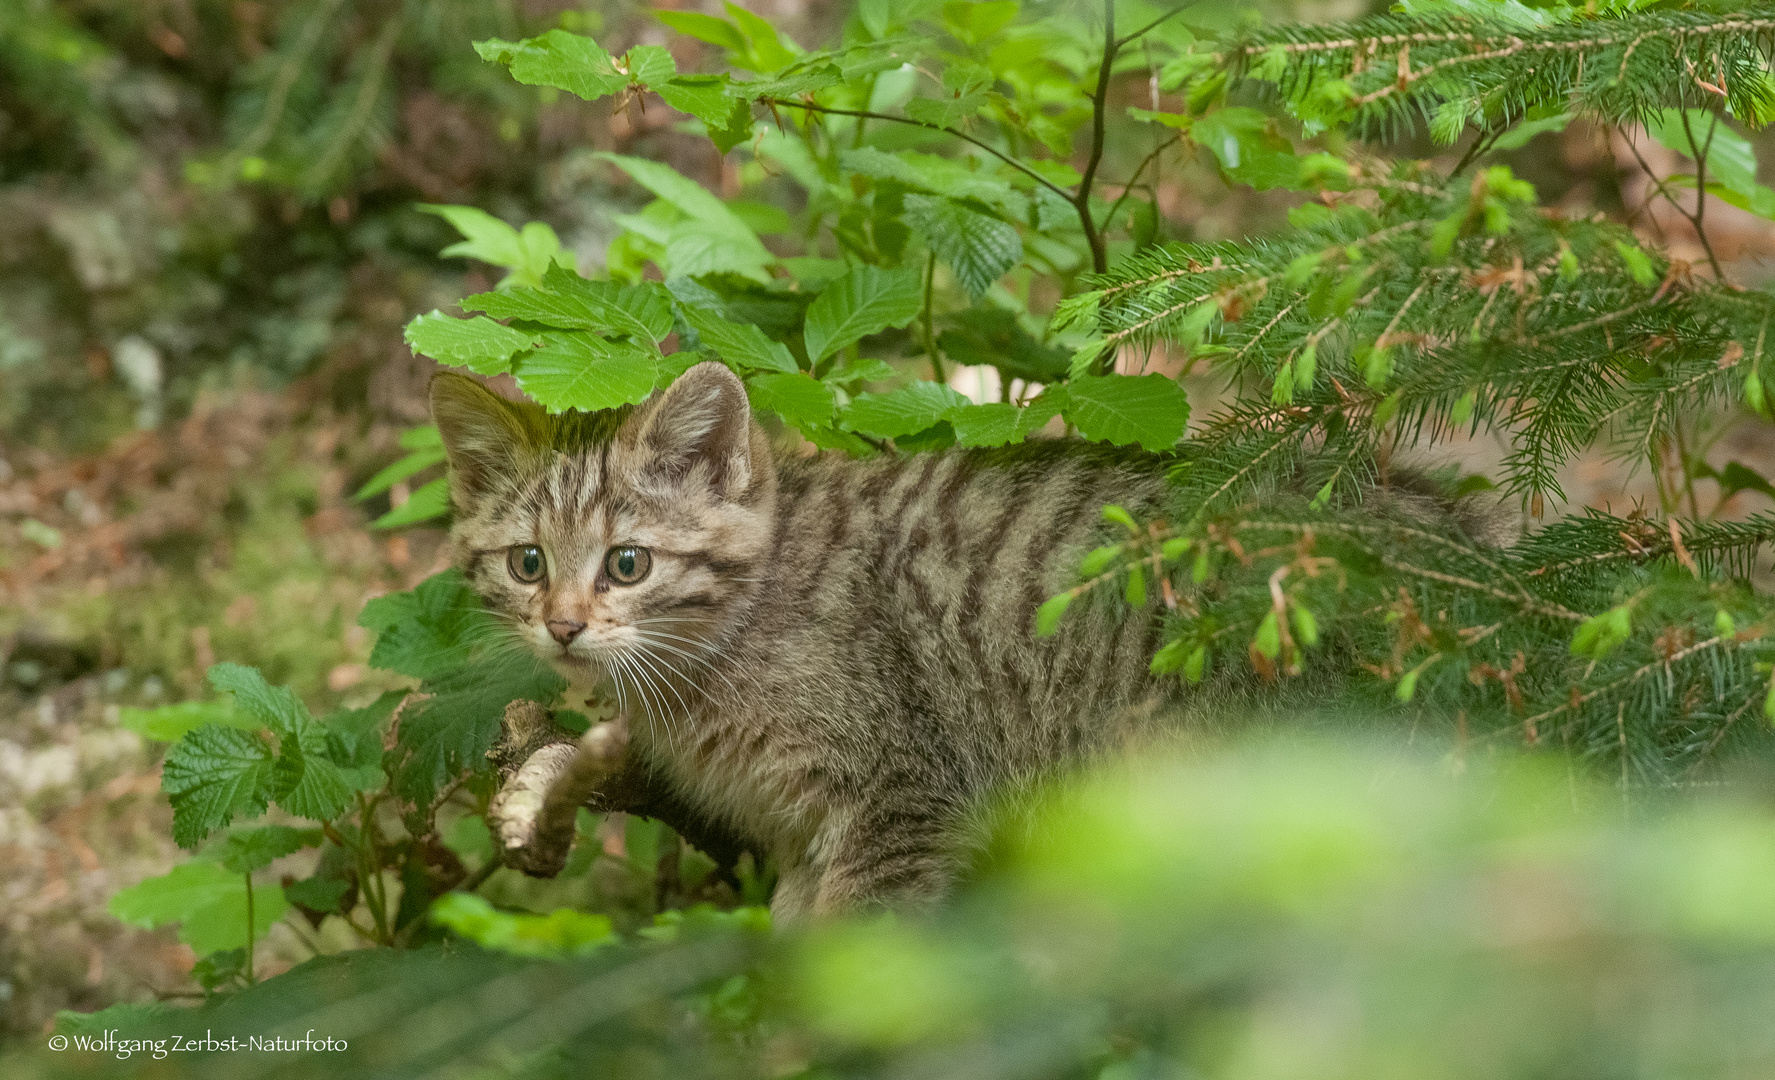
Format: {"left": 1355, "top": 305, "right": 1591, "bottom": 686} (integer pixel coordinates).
{"left": 633, "top": 701, "right": 828, "bottom": 858}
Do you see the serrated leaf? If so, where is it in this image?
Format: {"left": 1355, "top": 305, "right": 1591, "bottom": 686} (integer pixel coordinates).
{"left": 215, "top": 825, "right": 321, "bottom": 874}
{"left": 361, "top": 572, "right": 567, "bottom": 806}
{"left": 371, "top": 477, "right": 449, "bottom": 530}
{"left": 804, "top": 265, "right": 924, "bottom": 362}
{"left": 514, "top": 332, "right": 659, "bottom": 413}
{"left": 161, "top": 725, "right": 276, "bottom": 848}
{"left": 476, "top": 30, "right": 628, "bottom": 101}
{"left": 680, "top": 305, "right": 797, "bottom": 373}
{"left": 1063, "top": 374, "right": 1191, "bottom": 451}
{"left": 208, "top": 663, "right": 310, "bottom": 738}
{"left": 844, "top": 382, "right": 971, "bottom": 440}
{"left": 746, "top": 372, "right": 835, "bottom": 426}
{"left": 325, "top": 691, "right": 403, "bottom": 773}
{"left": 903, "top": 195, "right": 1023, "bottom": 298}
{"left": 118, "top": 700, "right": 257, "bottom": 742}
{"left": 109, "top": 861, "right": 288, "bottom": 957}
{"left": 404, "top": 312, "right": 540, "bottom": 375}
{"left": 275, "top": 754, "right": 358, "bottom": 823}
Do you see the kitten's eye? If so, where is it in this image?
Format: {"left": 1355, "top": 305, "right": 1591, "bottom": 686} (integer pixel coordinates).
{"left": 507, "top": 545, "right": 546, "bottom": 584}
{"left": 604, "top": 545, "right": 652, "bottom": 586}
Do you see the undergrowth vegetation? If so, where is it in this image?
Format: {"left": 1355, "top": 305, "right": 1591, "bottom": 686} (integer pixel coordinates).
{"left": 18, "top": 0, "right": 1775, "bottom": 1075}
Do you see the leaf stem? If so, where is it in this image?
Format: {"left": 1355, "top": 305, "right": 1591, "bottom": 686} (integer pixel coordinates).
{"left": 921, "top": 251, "right": 946, "bottom": 384}
{"left": 243, "top": 872, "right": 256, "bottom": 986}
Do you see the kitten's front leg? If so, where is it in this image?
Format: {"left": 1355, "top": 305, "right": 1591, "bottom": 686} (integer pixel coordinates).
{"left": 793, "top": 807, "right": 957, "bottom": 917}
{"left": 486, "top": 701, "right": 641, "bottom": 876}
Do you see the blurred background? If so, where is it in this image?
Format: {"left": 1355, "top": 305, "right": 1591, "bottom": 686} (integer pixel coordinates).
{"left": 6, "top": 0, "right": 1775, "bottom": 1046}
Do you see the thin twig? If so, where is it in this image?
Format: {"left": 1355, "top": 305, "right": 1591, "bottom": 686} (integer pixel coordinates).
{"left": 1679, "top": 109, "right": 1727, "bottom": 279}
{"left": 759, "top": 98, "right": 1073, "bottom": 202}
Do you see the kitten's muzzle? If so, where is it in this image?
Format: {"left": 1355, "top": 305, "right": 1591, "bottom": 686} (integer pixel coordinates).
{"left": 547, "top": 618, "right": 586, "bottom": 645}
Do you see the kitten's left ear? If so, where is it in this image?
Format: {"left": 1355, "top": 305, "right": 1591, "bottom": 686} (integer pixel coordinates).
{"left": 620, "top": 362, "right": 756, "bottom": 498}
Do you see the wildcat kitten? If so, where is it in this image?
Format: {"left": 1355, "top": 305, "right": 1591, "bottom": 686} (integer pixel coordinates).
{"left": 432, "top": 363, "right": 1174, "bottom": 918}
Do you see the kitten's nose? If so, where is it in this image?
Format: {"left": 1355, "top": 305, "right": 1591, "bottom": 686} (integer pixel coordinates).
{"left": 547, "top": 619, "right": 586, "bottom": 646}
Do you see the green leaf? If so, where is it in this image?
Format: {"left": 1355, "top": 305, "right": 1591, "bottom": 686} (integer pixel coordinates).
{"left": 942, "top": 0, "right": 1019, "bottom": 44}
{"left": 514, "top": 332, "right": 659, "bottom": 413}
{"left": 1646, "top": 110, "right": 1758, "bottom": 199}
{"left": 161, "top": 725, "right": 276, "bottom": 848}
{"left": 903, "top": 195, "right": 1023, "bottom": 298}
{"left": 623, "top": 44, "right": 676, "bottom": 86}
{"left": 1291, "top": 604, "right": 1320, "bottom": 648}
{"left": 1190, "top": 108, "right": 1303, "bottom": 191}
{"left": 656, "top": 75, "right": 736, "bottom": 125}
{"left": 1491, "top": 111, "right": 1572, "bottom": 151}
{"left": 1183, "top": 645, "right": 1208, "bottom": 683}
{"left": 906, "top": 90, "right": 990, "bottom": 129}
{"left": 1253, "top": 611, "right": 1282, "bottom": 659}
{"left": 109, "top": 861, "right": 288, "bottom": 957}
{"left": 746, "top": 372, "right": 836, "bottom": 426}
{"left": 420, "top": 206, "right": 569, "bottom": 289}
{"left": 1718, "top": 462, "right": 1775, "bottom": 502}
{"left": 431, "top": 893, "right": 615, "bottom": 958}
{"left": 403, "top": 312, "right": 540, "bottom": 376}
{"left": 275, "top": 754, "right": 358, "bottom": 823}
{"left": 1613, "top": 241, "right": 1657, "bottom": 286}
{"left": 370, "top": 477, "right": 450, "bottom": 530}
{"left": 937, "top": 307, "right": 1070, "bottom": 383}
{"left": 593, "top": 152, "right": 770, "bottom": 276}
{"left": 475, "top": 30, "right": 628, "bottom": 101}
{"left": 680, "top": 306, "right": 798, "bottom": 373}
{"left": 208, "top": 663, "right": 309, "bottom": 737}
{"left": 947, "top": 396, "right": 1063, "bottom": 447}
{"left": 1062, "top": 374, "right": 1191, "bottom": 451}
{"left": 355, "top": 447, "right": 447, "bottom": 502}
{"left": 844, "top": 382, "right": 971, "bottom": 440}
{"left": 804, "top": 265, "right": 924, "bottom": 362}
{"left": 1570, "top": 605, "right": 1633, "bottom": 660}
{"left": 1035, "top": 592, "right": 1075, "bottom": 637}
{"left": 462, "top": 268, "right": 672, "bottom": 343}
{"left": 1101, "top": 504, "right": 1139, "bottom": 532}
{"left": 214, "top": 826, "right": 321, "bottom": 874}
{"left": 655, "top": 10, "right": 746, "bottom": 52}
{"left": 361, "top": 572, "right": 566, "bottom": 806}
{"left": 118, "top": 700, "right": 257, "bottom": 742}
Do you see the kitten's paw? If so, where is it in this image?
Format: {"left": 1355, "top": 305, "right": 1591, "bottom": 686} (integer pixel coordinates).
{"left": 485, "top": 717, "right": 633, "bottom": 878}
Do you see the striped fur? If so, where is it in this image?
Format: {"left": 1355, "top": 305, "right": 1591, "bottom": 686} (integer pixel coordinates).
{"left": 433, "top": 364, "right": 1172, "bottom": 917}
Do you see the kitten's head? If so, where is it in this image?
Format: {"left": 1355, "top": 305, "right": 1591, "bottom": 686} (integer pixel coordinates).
{"left": 430, "top": 362, "right": 776, "bottom": 682}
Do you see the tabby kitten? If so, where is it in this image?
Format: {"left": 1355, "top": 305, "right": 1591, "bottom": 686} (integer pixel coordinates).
{"left": 433, "top": 363, "right": 1177, "bottom": 917}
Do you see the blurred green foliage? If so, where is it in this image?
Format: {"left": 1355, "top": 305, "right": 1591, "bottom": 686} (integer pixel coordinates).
{"left": 22, "top": 739, "right": 1775, "bottom": 1078}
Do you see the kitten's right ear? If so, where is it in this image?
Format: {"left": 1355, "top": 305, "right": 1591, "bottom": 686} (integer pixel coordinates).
{"left": 429, "top": 373, "right": 547, "bottom": 499}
